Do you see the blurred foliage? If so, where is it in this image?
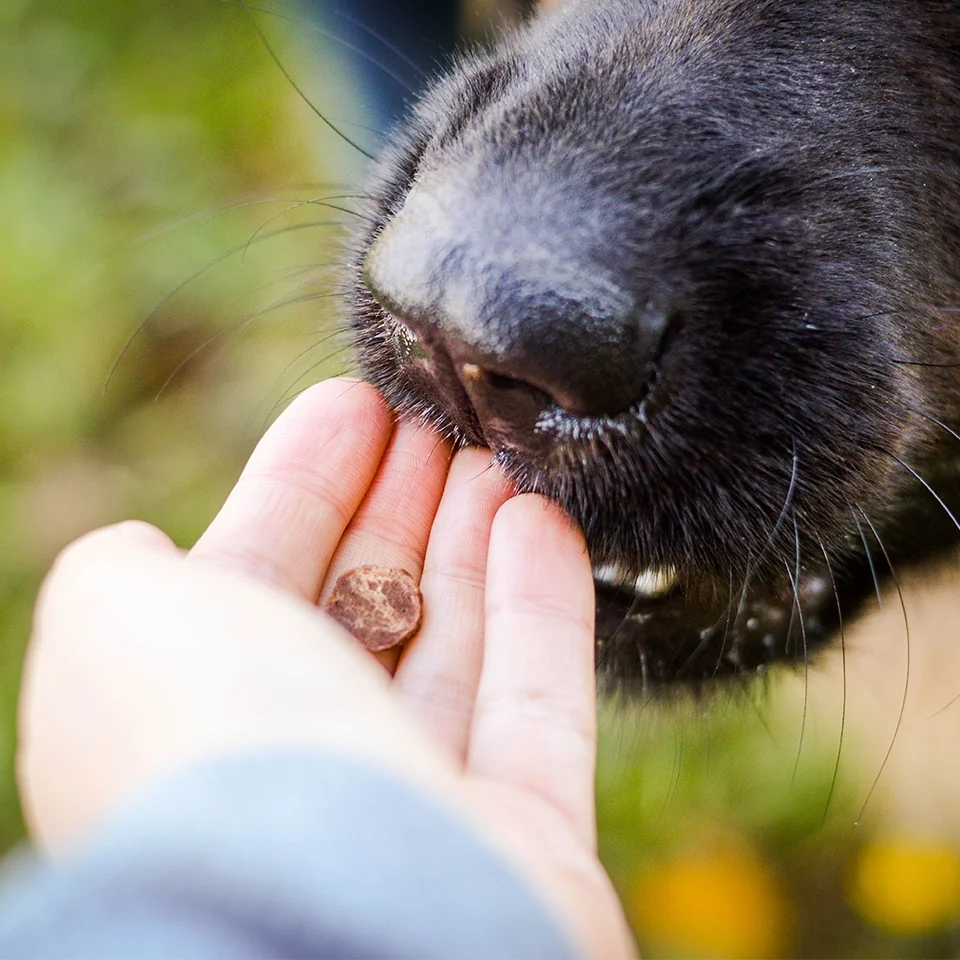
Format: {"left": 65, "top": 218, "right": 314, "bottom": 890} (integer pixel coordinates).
{"left": 4, "top": 1, "right": 960, "bottom": 957}
{"left": 0, "top": 0, "right": 363, "bottom": 844}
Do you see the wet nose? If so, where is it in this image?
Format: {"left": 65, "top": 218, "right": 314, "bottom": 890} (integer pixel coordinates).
{"left": 363, "top": 182, "right": 667, "bottom": 426}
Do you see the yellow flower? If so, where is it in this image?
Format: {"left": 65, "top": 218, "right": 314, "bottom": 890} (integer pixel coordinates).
{"left": 849, "top": 839, "right": 960, "bottom": 935}
{"left": 631, "top": 842, "right": 791, "bottom": 959}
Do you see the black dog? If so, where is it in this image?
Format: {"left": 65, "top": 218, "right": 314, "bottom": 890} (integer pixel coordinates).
{"left": 347, "top": 0, "right": 960, "bottom": 693}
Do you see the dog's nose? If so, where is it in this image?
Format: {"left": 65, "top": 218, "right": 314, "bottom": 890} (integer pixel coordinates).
{"left": 363, "top": 180, "right": 667, "bottom": 437}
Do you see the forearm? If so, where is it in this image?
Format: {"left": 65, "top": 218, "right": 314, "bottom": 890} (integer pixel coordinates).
{"left": 0, "top": 751, "right": 574, "bottom": 958}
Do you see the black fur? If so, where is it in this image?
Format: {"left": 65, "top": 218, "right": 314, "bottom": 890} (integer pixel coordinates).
{"left": 348, "top": 0, "right": 960, "bottom": 692}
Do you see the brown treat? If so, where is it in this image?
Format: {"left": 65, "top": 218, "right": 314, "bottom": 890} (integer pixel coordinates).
{"left": 324, "top": 566, "right": 423, "bottom": 652}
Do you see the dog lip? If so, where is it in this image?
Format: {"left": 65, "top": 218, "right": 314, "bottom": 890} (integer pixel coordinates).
{"left": 377, "top": 307, "right": 487, "bottom": 444}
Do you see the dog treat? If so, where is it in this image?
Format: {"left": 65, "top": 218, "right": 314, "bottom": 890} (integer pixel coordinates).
{"left": 325, "top": 566, "right": 423, "bottom": 652}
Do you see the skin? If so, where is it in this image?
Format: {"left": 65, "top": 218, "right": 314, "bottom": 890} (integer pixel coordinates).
{"left": 18, "top": 377, "right": 635, "bottom": 959}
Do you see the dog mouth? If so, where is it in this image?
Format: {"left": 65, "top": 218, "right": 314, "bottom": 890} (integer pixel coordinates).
{"left": 370, "top": 307, "right": 874, "bottom": 692}
{"left": 592, "top": 560, "right": 844, "bottom": 690}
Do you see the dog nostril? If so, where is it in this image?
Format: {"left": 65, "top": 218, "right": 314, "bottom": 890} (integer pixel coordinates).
{"left": 458, "top": 363, "right": 541, "bottom": 396}
{"left": 450, "top": 304, "right": 669, "bottom": 419}
{"left": 455, "top": 361, "right": 559, "bottom": 444}
{"left": 462, "top": 365, "right": 538, "bottom": 395}
{"left": 487, "top": 371, "right": 528, "bottom": 392}
{"left": 457, "top": 354, "right": 648, "bottom": 419}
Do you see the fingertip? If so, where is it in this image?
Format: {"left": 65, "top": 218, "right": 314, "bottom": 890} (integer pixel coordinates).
{"left": 35, "top": 522, "right": 180, "bottom": 646}
{"left": 486, "top": 494, "right": 595, "bottom": 642}
{"left": 192, "top": 378, "right": 397, "bottom": 598}
{"left": 450, "top": 444, "right": 497, "bottom": 474}
{"left": 49, "top": 521, "right": 178, "bottom": 577}
{"left": 283, "top": 377, "right": 389, "bottom": 429}
{"left": 255, "top": 379, "right": 394, "bottom": 481}
{"left": 492, "top": 494, "right": 589, "bottom": 562}
{"left": 94, "top": 519, "right": 178, "bottom": 550}
{"left": 494, "top": 491, "right": 571, "bottom": 521}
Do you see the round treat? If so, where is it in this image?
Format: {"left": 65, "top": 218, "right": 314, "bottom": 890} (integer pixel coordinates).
{"left": 324, "top": 566, "right": 423, "bottom": 652}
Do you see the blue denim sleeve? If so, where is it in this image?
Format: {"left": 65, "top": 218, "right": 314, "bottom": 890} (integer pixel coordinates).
{"left": 0, "top": 753, "right": 576, "bottom": 958}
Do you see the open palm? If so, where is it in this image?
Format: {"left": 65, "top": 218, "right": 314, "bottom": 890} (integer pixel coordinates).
{"left": 20, "top": 378, "right": 634, "bottom": 958}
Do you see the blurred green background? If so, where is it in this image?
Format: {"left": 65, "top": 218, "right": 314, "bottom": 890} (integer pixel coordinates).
{"left": 4, "top": 0, "right": 960, "bottom": 956}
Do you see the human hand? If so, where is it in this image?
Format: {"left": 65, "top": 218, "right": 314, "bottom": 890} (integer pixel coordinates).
{"left": 19, "top": 377, "right": 635, "bottom": 958}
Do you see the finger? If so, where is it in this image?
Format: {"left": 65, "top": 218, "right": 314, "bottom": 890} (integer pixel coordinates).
{"left": 392, "top": 449, "right": 514, "bottom": 759}
{"left": 319, "top": 421, "right": 451, "bottom": 600}
{"left": 32, "top": 520, "right": 181, "bottom": 634}
{"left": 468, "top": 495, "right": 598, "bottom": 848}
{"left": 39, "top": 522, "right": 180, "bottom": 605}
{"left": 318, "top": 420, "right": 452, "bottom": 670}
{"left": 190, "top": 379, "right": 392, "bottom": 601}
{"left": 21, "top": 522, "right": 183, "bottom": 844}
{"left": 52, "top": 520, "right": 179, "bottom": 563}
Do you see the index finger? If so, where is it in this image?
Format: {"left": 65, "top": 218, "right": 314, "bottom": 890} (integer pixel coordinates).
{"left": 467, "top": 495, "right": 598, "bottom": 848}
{"left": 190, "top": 378, "right": 393, "bottom": 600}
